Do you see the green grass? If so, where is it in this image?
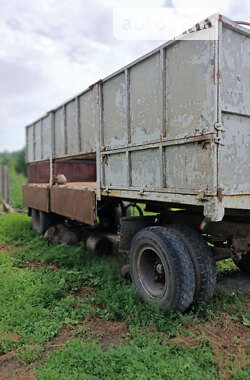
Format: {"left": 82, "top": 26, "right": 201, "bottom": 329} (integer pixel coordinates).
{"left": 9, "top": 172, "right": 26, "bottom": 209}
{"left": 0, "top": 213, "right": 249, "bottom": 379}
{"left": 37, "top": 335, "right": 218, "bottom": 380}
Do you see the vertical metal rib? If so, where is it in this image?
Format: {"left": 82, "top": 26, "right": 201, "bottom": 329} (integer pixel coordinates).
{"left": 160, "top": 49, "right": 167, "bottom": 187}
{"left": 125, "top": 68, "right": 131, "bottom": 187}
{"left": 160, "top": 48, "right": 167, "bottom": 138}
{"left": 33, "top": 124, "right": 36, "bottom": 161}
{"left": 76, "top": 96, "right": 81, "bottom": 152}
{"left": 50, "top": 112, "right": 55, "bottom": 186}
{"left": 40, "top": 119, "right": 43, "bottom": 160}
{"left": 63, "top": 104, "right": 68, "bottom": 155}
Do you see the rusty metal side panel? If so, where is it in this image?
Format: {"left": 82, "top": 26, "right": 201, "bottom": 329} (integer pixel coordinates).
{"left": 50, "top": 185, "right": 96, "bottom": 225}
{"left": 22, "top": 184, "right": 50, "bottom": 212}
{"left": 54, "top": 160, "right": 96, "bottom": 182}
{"left": 27, "top": 161, "right": 50, "bottom": 183}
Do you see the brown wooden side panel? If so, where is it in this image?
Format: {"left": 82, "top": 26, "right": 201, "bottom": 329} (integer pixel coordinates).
{"left": 22, "top": 184, "right": 50, "bottom": 212}
{"left": 50, "top": 185, "right": 96, "bottom": 225}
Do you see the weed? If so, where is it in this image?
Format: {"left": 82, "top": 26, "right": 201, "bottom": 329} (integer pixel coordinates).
{"left": 16, "top": 344, "right": 44, "bottom": 364}
{"left": 37, "top": 335, "right": 219, "bottom": 380}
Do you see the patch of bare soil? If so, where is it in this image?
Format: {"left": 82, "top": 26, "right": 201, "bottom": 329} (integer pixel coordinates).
{"left": 0, "top": 245, "right": 14, "bottom": 254}
{"left": 0, "top": 331, "right": 36, "bottom": 380}
{"left": 46, "top": 327, "right": 75, "bottom": 353}
{"left": 73, "top": 285, "right": 94, "bottom": 299}
{"left": 82, "top": 314, "right": 128, "bottom": 349}
{"left": 14, "top": 261, "right": 59, "bottom": 272}
{"left": 18, "top": 261, "right": 43, "bottom": 270}
{"left": 170, "top": 312, "right": 250, "bottom": 379}
{"left": 0, "top": 327, "right": 76, "bottom": 380}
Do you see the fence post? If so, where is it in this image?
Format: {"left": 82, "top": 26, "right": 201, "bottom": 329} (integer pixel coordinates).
{"left": 0, "top": 165, "right": 9, "bottom": 203}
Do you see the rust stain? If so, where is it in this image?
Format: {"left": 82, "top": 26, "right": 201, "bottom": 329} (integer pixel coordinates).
{"left": 218, "top": 187, "right": 223, "bottom": 202}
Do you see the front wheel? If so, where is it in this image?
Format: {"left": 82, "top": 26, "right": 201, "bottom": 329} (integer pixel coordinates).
{"left": 129, "top": 226, "right": 195, "bottom": 312}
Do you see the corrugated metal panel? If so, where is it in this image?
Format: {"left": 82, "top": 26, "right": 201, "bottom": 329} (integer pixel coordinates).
{"left": 103, "top": 153, "right": 127, "bottom": 187}
{"left": 66, "top": 100, "right": 78, "bottom": 155}
{"left": 130, "top": 53, "right": 162, "bottom": 144}
{"left": 55, "top": 107, "right": 65, "bottom": 157}
{"left": 42, "top": 115, "right": 51, "bottom": 160}
{"left": 130, "top": 149, "right": 161, "bottom": 188}
{"left": 27, "top": 126, "right": 34, "bottom": 162}
{"left": 219, "top": 112, "right": 250, "bottom": 194}
{"left": 221, "top": 26, "right": 250, "bottom": 115}
{"left": 166, "top": 40, "right": 216, "bottom": 140}
{"left": 165, "top": 141, "right": 216, "bottom": 194}
{"left": 23, "top": 15, "right": 250, "bottom": 221}
{"left": 34, "top": 121, "right": 42, "bottom": 161}
{"left": 79, "top": 90, "right": 96, "bottom": 154}
{"left": 103, "top": 73, "right": 127, "bottom": 148}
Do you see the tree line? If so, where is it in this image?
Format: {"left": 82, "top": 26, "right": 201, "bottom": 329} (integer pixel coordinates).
{"left": 0, "top": 148, "right": 26, "bottom": 177}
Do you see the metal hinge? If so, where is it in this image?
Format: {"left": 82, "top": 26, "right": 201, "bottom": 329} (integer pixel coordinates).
{"left": 214, "top": 122, "right": 225, "bottom": 146}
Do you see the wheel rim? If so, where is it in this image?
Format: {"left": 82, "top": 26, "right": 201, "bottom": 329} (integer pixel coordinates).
{"left": 137, "top": 246, "right": 168, "bottom": 298}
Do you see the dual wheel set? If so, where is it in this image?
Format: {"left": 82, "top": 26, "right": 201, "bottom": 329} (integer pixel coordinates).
{"left": 32, "top": 206, "right": 250, "bottom": 312}
{"left": 127, "top": 224, "right": 217, "bottom": 312}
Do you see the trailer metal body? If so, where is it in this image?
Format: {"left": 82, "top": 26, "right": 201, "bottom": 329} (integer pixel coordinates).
{"left": 22, "top": 13, "right": 250, "bottom": 311}
{"left": 23, "top": 14, "right": 250, "bottom": 225}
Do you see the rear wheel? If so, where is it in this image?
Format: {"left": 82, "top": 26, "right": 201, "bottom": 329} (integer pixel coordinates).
{"left": 233, "top": 252, "right": 250, "bottom": 275}
{"left": 129, "top": 226, "right": 195, "bottom": 312}
{"left": 167, "top": 225, "right": 216, "bottom": 301}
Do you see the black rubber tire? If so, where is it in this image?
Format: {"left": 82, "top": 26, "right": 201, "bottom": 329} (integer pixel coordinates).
{"left": 31, "top": 209, "right": 53, "bottom": 234}
{"left": 129, "top": 226, "right": 195, "bottom": 312}
{"left": 233, "top": 253, "right": 250, "bottom": 275}
{"left": 167, "top": 225, "right": 217, "bottom": 301}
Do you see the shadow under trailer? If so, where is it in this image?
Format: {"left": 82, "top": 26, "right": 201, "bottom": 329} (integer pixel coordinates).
{"left": 23, "top": 14, "right": 250, "bottom": 312}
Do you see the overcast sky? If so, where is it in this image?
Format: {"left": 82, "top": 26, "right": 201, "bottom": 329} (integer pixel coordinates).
{"left": 0, "top": 0, "right": 249, "bottom": 152}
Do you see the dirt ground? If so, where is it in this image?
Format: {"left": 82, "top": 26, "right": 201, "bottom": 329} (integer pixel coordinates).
{"left": 1, "top": 251, "right": 250, "bottom": 379}
{"left": 0, "top": 314, "right": 128, "bottom": 380}
{"left": 170, "top": 309, "right": 250, "bottom": 379}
